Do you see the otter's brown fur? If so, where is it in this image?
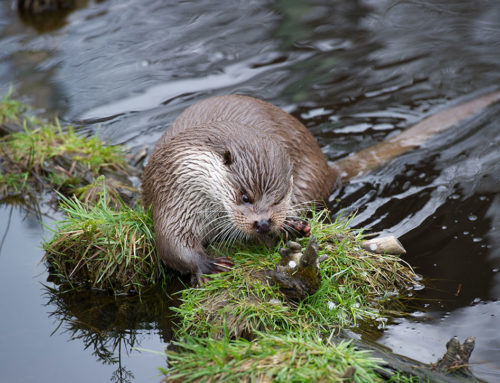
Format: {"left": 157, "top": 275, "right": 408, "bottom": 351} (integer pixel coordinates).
{"left": 142, "top": 95, "right": 338, "bottom": 279}
{"left": 142, "top": 91, "right": 500, "bottom": 279}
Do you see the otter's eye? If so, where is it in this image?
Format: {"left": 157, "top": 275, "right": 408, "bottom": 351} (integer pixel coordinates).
{"left": 241, "top": 194, "right": 251, "bottom": 204}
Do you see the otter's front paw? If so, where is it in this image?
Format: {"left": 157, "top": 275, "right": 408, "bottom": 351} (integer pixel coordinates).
{"left": 283, "top": 218, "right": 311, "bottom": 238}
{"left": 211, "top": 256, "right": 234, "bottom": 271}
{"left": 193, "top": 256, "right": 234, "bottom": 286}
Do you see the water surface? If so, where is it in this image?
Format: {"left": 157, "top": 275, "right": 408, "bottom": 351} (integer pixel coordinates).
{"left": 1, "top": 0, "right": 499, "bottom": 381}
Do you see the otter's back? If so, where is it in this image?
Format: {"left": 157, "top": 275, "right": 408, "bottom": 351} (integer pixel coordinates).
{"left": 160, "top": 95, "right": 337, "bottom": 204}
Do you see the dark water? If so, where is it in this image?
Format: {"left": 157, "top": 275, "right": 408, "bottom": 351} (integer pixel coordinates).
{"left": 1, "top": 0, "right": 500, "bottom": 381}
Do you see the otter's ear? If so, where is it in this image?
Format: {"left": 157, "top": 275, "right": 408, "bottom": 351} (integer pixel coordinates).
{"left": 222, "top": 150, "right": 233, "bottom": 166}
{"left": 206, "top": 137, "right": 234, "bottom": 166}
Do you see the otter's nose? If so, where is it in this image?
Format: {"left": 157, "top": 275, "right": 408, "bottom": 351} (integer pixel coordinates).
{"left": 254, "top": 219, "right": 272, "bottom": 234}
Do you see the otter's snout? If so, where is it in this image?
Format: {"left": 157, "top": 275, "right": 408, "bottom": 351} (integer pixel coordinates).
{"left": 253, "top": 218, "right": 272, "bottom": 234}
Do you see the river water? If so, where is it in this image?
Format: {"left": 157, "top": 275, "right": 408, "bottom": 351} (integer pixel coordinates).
{"left": 0, "top": 0, "right": 499, "bottom": 381}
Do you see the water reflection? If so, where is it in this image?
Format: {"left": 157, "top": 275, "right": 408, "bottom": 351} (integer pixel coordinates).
{"left": 43, "top": 283, "right": 181, "bottom": 382}
{"left": 380, "top": 302, "right": 500, "bottom": 382}
{"left": 17, "top": 0, "right": 92, "bottom": 33}
{"left": 0, "top": 204, "right": 14, "bottom": 255}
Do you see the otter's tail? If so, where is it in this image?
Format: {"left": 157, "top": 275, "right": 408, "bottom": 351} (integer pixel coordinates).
{"left": 331, "top": 91, "right": 500, "bottom": 181}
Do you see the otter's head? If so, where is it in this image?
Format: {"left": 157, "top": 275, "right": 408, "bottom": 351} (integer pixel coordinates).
{"left": 217, "top": 133, "right": 293, "bottom": 237}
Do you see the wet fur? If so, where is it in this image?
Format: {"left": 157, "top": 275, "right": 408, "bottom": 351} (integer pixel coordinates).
{"left": 142, "top": 95, "right": 338, "bottom": 277}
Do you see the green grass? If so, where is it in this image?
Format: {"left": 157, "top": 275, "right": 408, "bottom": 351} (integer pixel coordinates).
{"left": 1, "top": 119, "right": 125, "bottom": 180}
{"left": 5, "top": 118, "right": 124, "bottom": 172}
{"left": 0, "top": 91, "right": 127, "bottom": 199}
{"left": 0, "top": 88, "right": 25, "bottom": 124}
{"left": 173, "top": 211, "right": 417, "bottom": 340}
{"left": 43, "top": 190, "right": 417, "bottom": 334}
{"left": 162, "top": 332, "right": 385, "bottom": 383}
{"left": 41, "top": 188, "right": 419, "bottom": 382}
{"left": 161, "top": 211, "right": 422, "bottom": 380}
{"left": 388, "top": 373, "right": 430, "bottom": 383}
{"left": 0, "top": 171, "right": 29, "bottom": 195}
{"left": 43, "top": 191, "right": 168, "bottom": 294}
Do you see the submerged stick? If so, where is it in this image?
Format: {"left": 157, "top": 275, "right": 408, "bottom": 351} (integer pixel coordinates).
{"left": 332, "top": 91, "right": 500, "bottom": 180}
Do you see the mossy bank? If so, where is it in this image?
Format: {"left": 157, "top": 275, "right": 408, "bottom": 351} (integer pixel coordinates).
{"left": 0, "top": 90, "right": 134, "bottom": 207}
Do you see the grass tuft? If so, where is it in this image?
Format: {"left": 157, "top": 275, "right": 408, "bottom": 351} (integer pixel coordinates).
{"left": 0, "top": 171, "right": 30, "bottom": 196}
{"left": 173, "top": 211, "right": 418, "bottom": 340}
{"left": 163, "top": 212, "right": 420, "bottom": 381}
{"left": 0, "top": 88, "right": 25, "bottom": 125}
{"left": 43, "top": 191, "right": 168, "bottom": 294}
{"left": 163, "top": 332, "right": 384, "bottom": 383}
{"left": 0, "top": 119, "right": 125, "bottom": 191}
{"left": 0, "top": 91, "right": 127, "bottom": 200}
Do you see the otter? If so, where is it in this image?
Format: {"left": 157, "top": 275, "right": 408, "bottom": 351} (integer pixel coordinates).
{"left": 142, "top": 92, "right": 500, "bottom": 281}
{"left": 142, "top": 95, "right": 337, "bottom": 281}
